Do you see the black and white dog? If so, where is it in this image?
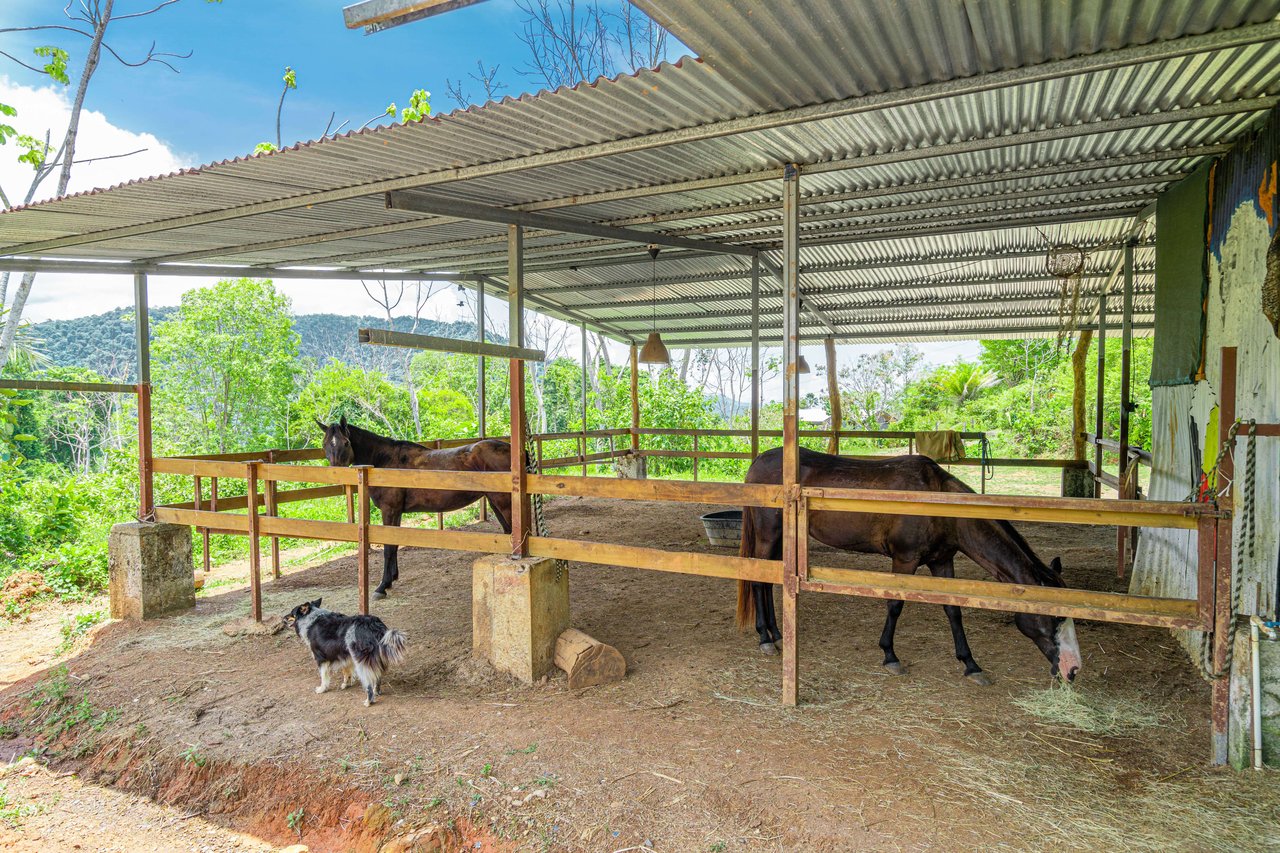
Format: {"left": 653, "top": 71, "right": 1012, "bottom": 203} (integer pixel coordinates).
{"left": 286, "top": 598, "right": 407, "bottom": 706}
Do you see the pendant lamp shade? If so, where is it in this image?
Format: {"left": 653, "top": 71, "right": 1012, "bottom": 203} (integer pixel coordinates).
{"left": 638, "top": 244, "right": 670, "bottom": 365}
{"left": 797, "top": 354, "right": 811, "bottom": 374}
{"left": 639, "top": 331, "right": 671, "bottom": 364}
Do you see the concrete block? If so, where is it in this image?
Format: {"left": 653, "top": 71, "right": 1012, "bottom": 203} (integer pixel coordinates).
{"left": 472, "top": 555, "right": 569, "bottom": 684}
{"left": 108, "top": 522, "right": 194, "bottom": 621}
{"left": 615, "top": 450, "right": 646, "bottom": 479}
{"left": 1230, "top": 629, "right": 1280, "bottom": 769}
{"left": 1061, "top": 464, "right": 1094, "bottom": 498}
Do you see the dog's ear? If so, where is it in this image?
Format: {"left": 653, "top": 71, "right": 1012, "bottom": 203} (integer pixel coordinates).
{"left": 298, "top": 602, "right": 311, "bottom": 616}
{"left": 311, "top": 597, "right": 323, "bottom": 608}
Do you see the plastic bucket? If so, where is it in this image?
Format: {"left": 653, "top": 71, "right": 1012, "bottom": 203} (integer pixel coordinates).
{"left": 699, "top": 509, "right": 744, "bottom": 548}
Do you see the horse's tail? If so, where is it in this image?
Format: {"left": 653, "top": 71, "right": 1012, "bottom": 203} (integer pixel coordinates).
{"left": 735, "top": 507, "right": 756, "bottom": 632}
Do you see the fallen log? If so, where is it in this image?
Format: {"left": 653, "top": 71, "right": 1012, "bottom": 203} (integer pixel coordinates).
{"left": 554, "top": 628, "right": 626, "bottom": 690}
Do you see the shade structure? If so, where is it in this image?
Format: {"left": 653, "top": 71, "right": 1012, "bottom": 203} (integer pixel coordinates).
{"left": 638, "top": 331, "right": 671, "bottom": 364}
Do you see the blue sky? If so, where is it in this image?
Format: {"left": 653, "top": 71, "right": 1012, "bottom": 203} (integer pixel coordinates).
{"left": 4, "top": 0, "right": 611, "bottom": 165}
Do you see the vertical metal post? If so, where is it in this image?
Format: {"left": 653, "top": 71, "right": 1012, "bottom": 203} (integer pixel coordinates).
{"left": 581, "top": 322, "right": 589, "bottom": 476}
{"left": 1211, "top": 346, "right": 1238, "bottom": 765}
{"left": 1117, "top": 241, "right": 1135, "bottom": 574}
{"left": 478, "top": 279, "right": 488, "bottom": 521}
{"left": 246, "top": 462, "right": 262, "bottom": 622}
{"left": 356, "top": 465, "right": 371, "bottom": 616}
{"left": 509, "top": 226, "right": 531, "bottom": 556}
{"left": 134, "top": 272, "right": 155, "bottom": 522}
{"left": 750, "top": 256, "right": 761, "bottom": 460}
{"left": 1094, "top": 282, "right": 1108, "bottom": 497}
{"left": 629, "top": 344, "right": 640, "bottom": 453}
{"left": 780, "top": 163, "right": 802, "bottom": 707}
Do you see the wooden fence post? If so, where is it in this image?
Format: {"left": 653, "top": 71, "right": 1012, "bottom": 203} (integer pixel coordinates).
{"left": 780, "top": 163, "right": 802, "bottom": 707}
{"left": 246, "top": 462, "right": 262, "bottom": 622}
{"left": 357, "top": 465, "right": 371, "bottom": 616}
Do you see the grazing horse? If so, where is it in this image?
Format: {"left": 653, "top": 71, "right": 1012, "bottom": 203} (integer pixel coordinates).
{"left": 738, "top": 447, "right": 1082, "bottom": 683}
{"left": 317, "top": 417, "right": 514, "bottom": 599}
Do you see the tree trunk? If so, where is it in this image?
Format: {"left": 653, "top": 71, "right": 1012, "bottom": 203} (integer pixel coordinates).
{"left": 0, "top": 0, "right": 114, "bottom": 370}
{"left": 824, "top": 337, "right": 841, "bottom": 454}
{"left": 1071, "top": 329, "right": 1094, "bottom": 461}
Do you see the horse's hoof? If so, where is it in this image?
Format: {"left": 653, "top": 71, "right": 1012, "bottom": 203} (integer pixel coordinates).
{"left": 759, "top": 641, "right": 780, "bottom": 656}
{"left": 373, "top": 590, "right": 387, "bottom": 600}
{"left": 883, "top": 662, "right": 907, "bottom": 676}
{"left": 966, "top": 671, "right": 993, "bottom": 687}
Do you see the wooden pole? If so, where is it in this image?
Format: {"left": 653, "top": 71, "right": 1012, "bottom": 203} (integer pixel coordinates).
{"left": 781, "top": 163, "right": 801, "bottom": 707}
{"left": 509, "top": 225, "right": 531, "bottom": 556}
{"left": 629, "top": 343, "right": 640, "bottom": 453}
{"left": 581, "top": 322, "right": 589, "bottom": 476}
{"left": 824, "top": 336, "right": 841, "bottom": 455}
{"left": 134, "top": 272, "right": 154, "bottom": 522}
{"left": 246, "top": 462, "right": 262, "bottom": 622}
{"left": 1117, "top": 241, "right": 1136, "bottom": 574}
{"left": 1070, "top": 329, "right": 1094, "bottom": 460}
{"left": 478, "top": 280, "right": 488, "bottom": 521}
{"left": 356, "top": 465, "right": 371, "bottom": 615}
{"left": 1211, "top": 346, "right": 1238, "bottom": 765}
{"left": 264, "top": 450, "right": 281, "bottom": 579}
{"left": 751, "top": 256, "right": 760, "bottom": 460}
{"left": 1094, "top": 281, "right": 1108, "bottom": 497}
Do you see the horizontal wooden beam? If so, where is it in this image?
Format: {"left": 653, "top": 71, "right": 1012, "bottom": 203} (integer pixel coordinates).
{"left": 804, "top": 487, "right": 1211, "bottom": 529}
{"left": 805, "top": 565, "right": 1201, "bottom": 629}
{"left": 528, "top": 473, "right": 784, "bottom": 508}
{"left": 385, "top": 191, "right": 757, "bottom": 258}
{"left": 528, "top": 536, "right": 782, "bottom": 584}
{"left": 368, "top": 523, "right": 508, "bottom": 554}
{"left": 0, "top": 379, "right": 137, "bottom": 394}
{"left": 359, "top": 327, "right": 546, "bottom": 361}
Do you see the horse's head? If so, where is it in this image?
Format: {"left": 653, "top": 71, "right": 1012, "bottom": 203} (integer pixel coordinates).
{"left": 1012, "top": 556, "right": 1082, "bottom": 682}
{"left": 315, "top": 415, "right": 355, "bottom": 467}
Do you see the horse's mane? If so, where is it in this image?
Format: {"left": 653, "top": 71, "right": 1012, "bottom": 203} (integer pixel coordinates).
{"left": 343, "top": 422, "right": 430, "bottom": 451}
{"left": 941, "top": 467, "right": 1063, "bottom": 587}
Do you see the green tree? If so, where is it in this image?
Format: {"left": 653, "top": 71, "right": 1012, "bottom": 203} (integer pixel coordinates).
{"left": 152, "top": 278, "right": 303, "bottom": 454}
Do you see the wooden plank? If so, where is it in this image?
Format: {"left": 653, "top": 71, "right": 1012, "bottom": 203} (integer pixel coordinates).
{"left": 258, "top": 515, "right": 358, "bottom": 542}
{"left": 527, "top": 473, "right": 784, "bottom": 507}
{"left": 154, "top": 507, "right": 250, "bottom": 532}
{"left": 246, "top": 463, "right": 262, "bottom": 622}
{"left": 0, "top": 379, "right": 137, "bottom": 394}
{"left": 527, "top": 536, "right": 783, "bottom": 584}
{"left": 357, "top": 466, "right": 371, "bottom": 616}
{"left": 366, "top": 467, "right": 509, "bottom": 491}
{"left": 369, "top": 525, "right": 508, "bottom": 553}
{"left": 152, "top": 458, "right": 252, "bottom": 478}
{"left": 359, "top": 327, "right": 546, "bottom": 361}
{"left": 258, "top": 463, "right": 359, "bottom": 486}
{"left": 159, "top": 484, "right": 344, "bottom": 513}
{"left": 803, "top": 486, "right": 1210, "bottom": 528}
{"left": 803, "top": 565, "right": 1202, "bottom": 629}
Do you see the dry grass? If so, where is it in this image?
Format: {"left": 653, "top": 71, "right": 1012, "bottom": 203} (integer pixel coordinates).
{"left": 1013, "top": 684, "right": 1164, "bottom": 735}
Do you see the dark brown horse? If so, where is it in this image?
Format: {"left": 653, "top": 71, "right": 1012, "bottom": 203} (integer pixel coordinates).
{"left": 737, "top": 447, "right": 1082, "bottom": 683}
{"left": 317, "top": 417, "right": 514, "bottom": 599}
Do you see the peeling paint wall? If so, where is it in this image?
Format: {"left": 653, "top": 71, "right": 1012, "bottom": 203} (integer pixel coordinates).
{"left": 1132, "top": 106, "right": 1280, "bottom": 768}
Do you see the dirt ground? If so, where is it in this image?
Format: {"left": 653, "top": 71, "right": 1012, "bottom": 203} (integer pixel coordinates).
{"left": 3, "top": 496, "right": 1280, "bottom": 851}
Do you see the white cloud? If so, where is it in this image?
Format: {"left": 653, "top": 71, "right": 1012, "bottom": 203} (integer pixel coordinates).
{"left": 0, "top": 75, "right": 189, "bottom": 207}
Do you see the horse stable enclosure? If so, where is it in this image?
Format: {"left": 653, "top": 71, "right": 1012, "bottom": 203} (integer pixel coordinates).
{"left": 3, "top": 2, "right": 1279, "bottom": 772}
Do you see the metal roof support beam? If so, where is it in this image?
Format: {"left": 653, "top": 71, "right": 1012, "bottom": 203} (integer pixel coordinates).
{"left": 661, "top": 306, "right": 1158, "bottom": 336}
{"left": 384, "top": 190, "right": 755, "bottom": 257}
{"left": 0, "top": 257, "right": 487, "bottom": 281}
{"left": 478, "top": 275, "right": 637, "bottom": 343}
{"left": 150, "top": 146, "right": 1217, "bottom": 269}
{"left": 659, "top": 323, "right": 1156, "bottom": 347}
{"left": 5, "top": 21, "right": 1276, "bottom": 259}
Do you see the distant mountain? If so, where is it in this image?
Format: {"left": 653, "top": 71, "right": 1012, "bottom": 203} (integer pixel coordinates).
{"left": 29, "top": 308, "right": 490, "bottom": 382}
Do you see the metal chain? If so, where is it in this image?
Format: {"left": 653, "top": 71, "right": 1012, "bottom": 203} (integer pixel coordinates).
{"left": 1195, "top": 419, "right": 1255, "bottom": 681}
{"left": 520, "top": 402, "right": 564, "bottom": 582}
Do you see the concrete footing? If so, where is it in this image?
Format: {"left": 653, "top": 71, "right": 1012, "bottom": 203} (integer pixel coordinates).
{"left": 108, "top": 522, "right": 194, "bottom": 620}
{"left": 472, "top": 555, "right": 569, "bottom": 684}
{"left": 1061, "top": 463, "right": 1094, "bottom": 498}
{"left": 615, "top": 450, "right": 646, "bottom": 479}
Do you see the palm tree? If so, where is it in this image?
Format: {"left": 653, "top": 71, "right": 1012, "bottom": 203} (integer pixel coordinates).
{"left": 939, "top": 362, "right": 998, "bottom": 405}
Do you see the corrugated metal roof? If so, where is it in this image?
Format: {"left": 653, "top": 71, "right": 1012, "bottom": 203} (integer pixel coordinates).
{"left": 0, "top": 1, "right": 1277, "bottom": 343}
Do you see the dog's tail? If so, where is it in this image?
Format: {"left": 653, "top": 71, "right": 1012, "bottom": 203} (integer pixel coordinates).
{"left": 380, "top": 628, "right": 407, "bottom": 666}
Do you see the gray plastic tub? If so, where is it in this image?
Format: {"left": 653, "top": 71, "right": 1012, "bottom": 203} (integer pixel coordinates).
{"left": 700, "top": 509, "right": 744, "bottom": 548}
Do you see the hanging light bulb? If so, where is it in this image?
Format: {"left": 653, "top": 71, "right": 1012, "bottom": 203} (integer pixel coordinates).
{"left": 638, "top": 245, "right": 670, "bottom": 365}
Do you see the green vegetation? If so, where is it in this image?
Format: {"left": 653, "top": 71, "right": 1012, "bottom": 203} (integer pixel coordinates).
{"left": 1, "top": 277, "right": 1152, "bottom": 607}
